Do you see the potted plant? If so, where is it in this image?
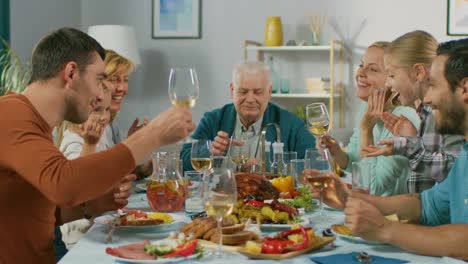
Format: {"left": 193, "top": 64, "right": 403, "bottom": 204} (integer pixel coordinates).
{"left": 290, "top": 105, "right": 306, "bottom": 125}
{"left": 0, "top": 39, "right": 30, "bottom": 96}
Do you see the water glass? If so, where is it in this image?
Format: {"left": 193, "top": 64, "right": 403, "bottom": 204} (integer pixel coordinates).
{"left": 184, "top": 171, "right": 204, "bottom": 215}
{"left": 290, "top": 159, "right": 305, "bottom": 187}
{"left": 352, "top": 161, "right": 372, "bottom": 193}
{"left": 280, "top": 78, "right": 290, "bottom": 93}
{"left": 283, "top": 151, "right": 297, "bottom": 175}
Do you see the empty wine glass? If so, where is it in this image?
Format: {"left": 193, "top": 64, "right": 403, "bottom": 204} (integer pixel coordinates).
{"left": 191, "top": 139, "right": 212, "bottom": 172}
{"left": 202, "top": 156, "right": 237, "bottom": 257}
{"left": 168, "top": 67, "right": 199, "bottom": 108}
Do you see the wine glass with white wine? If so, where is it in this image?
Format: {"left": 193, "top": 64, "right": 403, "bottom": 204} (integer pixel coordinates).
{"left": 168, "top": 67, "right": 199, "bottom": 108}
{"left": 228, "top": 132, "right": 253, "bottom": 172}
{"left": 191, "top": 139, "right": 212, "bottom": 172}
{"left": 306, "top": 103, "right": 330, "bottom": 138}
{"left": 202, "top": 156, "right": 237, "bottom": 257}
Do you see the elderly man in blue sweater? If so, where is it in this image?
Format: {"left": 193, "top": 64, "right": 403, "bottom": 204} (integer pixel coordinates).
{"left": 180, "top": 61, "right": 315, "bottom": 172}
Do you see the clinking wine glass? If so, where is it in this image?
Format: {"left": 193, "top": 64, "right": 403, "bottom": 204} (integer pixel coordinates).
{"left": 168, "top": 67, "right": 199, "bottom": 108}
{"left": 202, "top": 156, "right": 237, "bottom": 257}
{"left": 191, "top": 139, "right": 212, "bottom": 172}
{"left": 228, "top": 132, "right": 253, "bottom": 172}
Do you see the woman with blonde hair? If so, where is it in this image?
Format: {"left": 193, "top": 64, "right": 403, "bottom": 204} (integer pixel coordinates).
{"left": 103, "top": 50, "right": 152, "bottom": 177}
{"left": 363, "top": 30, "right": 464, "bottom": 192}
{"left": 312, "top": 41, "right": 420, "bottom": 196}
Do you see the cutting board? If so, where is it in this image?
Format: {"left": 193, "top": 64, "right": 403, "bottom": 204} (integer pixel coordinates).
{"left": 237, "top": 236, "right": 335, "bottom": 260}
{"left": 198, "top": 239, "right": 242, "bottom": 253}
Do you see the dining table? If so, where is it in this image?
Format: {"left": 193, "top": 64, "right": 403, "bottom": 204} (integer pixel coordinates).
{"left": 58, "top": 180, "right": 465, "bottom": 264}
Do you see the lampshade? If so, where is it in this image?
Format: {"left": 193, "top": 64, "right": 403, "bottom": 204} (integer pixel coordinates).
{"left": 87, "top": 25, "right": 141, "bottom": 65}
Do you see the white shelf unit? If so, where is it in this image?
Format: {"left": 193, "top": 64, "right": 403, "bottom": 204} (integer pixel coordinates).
{"left": 244, "top": 40, "right": 344, "bottom": 128}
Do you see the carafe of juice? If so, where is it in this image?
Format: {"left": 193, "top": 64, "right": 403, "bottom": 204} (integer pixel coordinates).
{"left": 146, "top": 152, "right": 186, "bottom": 212}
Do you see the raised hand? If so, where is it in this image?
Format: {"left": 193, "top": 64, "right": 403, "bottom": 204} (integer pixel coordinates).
{"left": 77, "top": 119, "right": 105, "bottom": 145}
{"left": 362, "top": 138, "right": 395, "bottom": 157}
{"left": 361, "top": 89, "right": 386, "bottom": 131}
{"left": 381, "top": 112, "right": 417, "bottom": 136}
{"left": 148, "top": 106, "right": 195, "bottom": 145}
{"left": 316, "top": 135, "right": 348, "bottom": 169}
{"left": 127, "top": 116, "right": 150, "bottom": 137}
{"left": 211, "top": 131, "right": 241, "bottom": 156}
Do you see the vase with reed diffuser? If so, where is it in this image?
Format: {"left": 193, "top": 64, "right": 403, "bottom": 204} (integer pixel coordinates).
{"left": 308, "top": 13, "right": 328, "bottom": 46}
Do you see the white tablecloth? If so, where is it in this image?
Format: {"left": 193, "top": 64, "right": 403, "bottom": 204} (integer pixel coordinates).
{"left": 58, "top": 191, "right": 464, "bottom": 264}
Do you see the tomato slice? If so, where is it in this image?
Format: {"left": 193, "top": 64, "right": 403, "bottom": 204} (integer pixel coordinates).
{"left": 165, "top": 240, "right": 198, "bottom": 258}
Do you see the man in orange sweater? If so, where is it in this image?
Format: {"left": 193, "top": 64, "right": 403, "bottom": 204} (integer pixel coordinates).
{"left": 0, "top": 27, "right": 195, "bottom": 263}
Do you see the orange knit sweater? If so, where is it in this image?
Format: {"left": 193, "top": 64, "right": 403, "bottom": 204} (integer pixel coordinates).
{"left": 0, "top": 94, "right": 136, "bottom": 263}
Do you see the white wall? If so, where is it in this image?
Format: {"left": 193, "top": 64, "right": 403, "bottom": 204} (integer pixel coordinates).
{"left": 11, "top": 0, "right": 460, "bottom": 133}
{"left": 10, "top": 0, "right": 81, "bottom": 62}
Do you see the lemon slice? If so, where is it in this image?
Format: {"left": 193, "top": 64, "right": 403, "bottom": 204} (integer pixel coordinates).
{"left": 147, "top": 212, "right": 173, "bottom": 223}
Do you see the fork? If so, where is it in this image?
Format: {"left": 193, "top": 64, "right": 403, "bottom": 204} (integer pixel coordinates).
{"left": 105, "top": 209, "right": 124, "bottom": 243}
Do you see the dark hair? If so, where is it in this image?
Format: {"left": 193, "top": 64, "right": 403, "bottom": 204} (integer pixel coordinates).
{"left": 436, "top": 38, "right": 468, "bottom": 92}
{"left": 29, "top": 27, "right": 105, "bottom": 83}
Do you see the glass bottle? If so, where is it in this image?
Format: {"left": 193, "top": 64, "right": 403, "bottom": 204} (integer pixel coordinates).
{"left": 147, "top": 152, "right": 186, "bottom": 212}
{"left": 266, "top": 56, "right": 280, "bottom": 93}
{"left": 264, "top": 141, "right": 272, "bottom": 172}
{"left": 270, "top": 142, "right": 286, "bottom": 176}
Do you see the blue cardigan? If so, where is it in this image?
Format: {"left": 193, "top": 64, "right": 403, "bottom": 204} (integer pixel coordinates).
{"left": 180, "top": 103, "right": 316, "bottom": 171}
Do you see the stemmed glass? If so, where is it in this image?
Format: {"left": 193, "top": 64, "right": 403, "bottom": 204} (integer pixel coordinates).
{"left": 228, "top": 132, "right": 253, "bottom": 172}
{"left": 304, "top": 149, "right": 332, "bottom": 217}
{"left": 191, "top": 139, "right": 213, "bottom": 172}
{"left": 306, "top": 103, "right": 335, "bottom": 165}
{"left": 168, "top": 67, "right": 199, "bottom": 108}
{"left": 202, "top": 156, "right": 237, "bottom": 257}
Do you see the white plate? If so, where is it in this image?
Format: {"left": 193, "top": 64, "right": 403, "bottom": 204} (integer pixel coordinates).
{"left": 94, "top": 213, "right": 187, "bottom": 233}
{"left": 260, "top": 217, "right": 309, "bottom": 231}
{"left": 331, "top": 227, "right": 385, "bottom": 245}
{"left": 108, "top": 240, "right": 201, "bottom": 263}
{"left": 110, "top": 253, "right": 201, "bottom": 263}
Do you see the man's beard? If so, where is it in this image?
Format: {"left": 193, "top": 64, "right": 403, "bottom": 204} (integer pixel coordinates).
{"left": 435, "top": 100, "right": 466, "bottom": 135}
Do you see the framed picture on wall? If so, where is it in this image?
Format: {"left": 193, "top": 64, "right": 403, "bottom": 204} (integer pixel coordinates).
{"left": 447, "top": 0, "right": 468, "bottom": 36}
{"left": 152, "top": 0, "right": 202, "bottom": 39}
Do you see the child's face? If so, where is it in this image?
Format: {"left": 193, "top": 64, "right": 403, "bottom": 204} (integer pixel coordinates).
{"left": 384, "top": 54, "right": 419, "bottom": 106}
{"left": 88, "top": 92, "right": 111, "bottom": 126}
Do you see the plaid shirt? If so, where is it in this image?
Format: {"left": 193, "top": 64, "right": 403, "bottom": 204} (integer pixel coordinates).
{"left": 393, "top": 104, "right": 465, "bottom": 192}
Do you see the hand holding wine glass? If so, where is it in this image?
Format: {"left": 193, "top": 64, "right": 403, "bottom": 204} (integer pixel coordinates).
{"left": 168, "top": 68, "right": 199, "bottom": 108}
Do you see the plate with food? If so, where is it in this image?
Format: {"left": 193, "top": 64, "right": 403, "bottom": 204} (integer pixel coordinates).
{"left": 330, "top": 224, "right": 385, "bottom": 245}
{"left": 94, "top": 211, "right": 186, "bottom": 232}
{"left": 231, "top": 199, "right": 309, "bottom": 231}
{"left": 238, "top": 225, "right": 335, "bottom": 259}
{"left": 106, "top": 239, "right": 203, "bottom": 263}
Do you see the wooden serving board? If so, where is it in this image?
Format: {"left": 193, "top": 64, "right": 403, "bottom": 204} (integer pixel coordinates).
{"left": 198, "top": 239, "right": 242, "bottom": 253}
{"left": 237, "top": 236, "right": 335, "bottom": 260}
